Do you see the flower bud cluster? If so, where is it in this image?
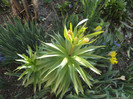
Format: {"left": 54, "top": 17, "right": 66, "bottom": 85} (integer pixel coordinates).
{"left": 67, "top": 29, "right": 89, "bottom": 45}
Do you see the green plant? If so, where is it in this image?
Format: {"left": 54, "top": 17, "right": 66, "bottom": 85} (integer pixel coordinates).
{"left": 55, "top": 0, "right": 103, "bottom": 34}
{"left": 103, "top": 0, "right": 127, "bottom": 24}
{"left": 0, "top": 18, "right": 45, "bottom": 65}
{"left": 64, "top": 64, "right": 132, "bottom": 99}
{"left": 80, "top": 0, "right": 102, "bottom": 26}
{"left": 16, "top": 19, "right": 105, "bottom": 97}
{"left": 64, "top": 48, "right": 133, "bottom": 98}
{"left": 44, "top": 0, "right": 52, "bottom": 3}
{"left": 68, "top": 0, "right": 103, "bottom": 31}
{"left": 119, "top": 63, "right": 133, "bottom": 97}
{"left": 100, "top": 0, "right": 133, "bottom": 44}
{"left": 126, "top": 0, "right": 133, "bottom": 8}
{"left": 0, "top": 0, "right": 9, "bottom": 6}
{"left": 56, "top": 0, "right": 79, "bottom": 15}
{"left": 16, "top": 47, "right": 41, "bottom": 93}
{"left": 0, "top": 0, "right": 10, "bottom": 12}
{"left": 56, "top": 1, "right": 71, "bottom": 11}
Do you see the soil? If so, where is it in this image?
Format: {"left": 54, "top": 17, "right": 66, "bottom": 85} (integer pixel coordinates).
{"left": 38, "top": 0, "right": 57, "bottom": 32}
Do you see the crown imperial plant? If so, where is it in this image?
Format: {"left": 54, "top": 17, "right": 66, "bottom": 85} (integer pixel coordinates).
{"left": 16, "top": 19, "right": 105, "bottom": 97}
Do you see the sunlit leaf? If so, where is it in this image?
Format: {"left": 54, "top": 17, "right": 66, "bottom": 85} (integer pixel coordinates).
{"left": 77, "top": 19, "right": 88, "bottom": 27}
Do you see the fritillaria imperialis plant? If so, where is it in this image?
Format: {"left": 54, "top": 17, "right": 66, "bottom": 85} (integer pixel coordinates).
{"left": 15, "top": 47, "right": 42, "bottom": 93}
{"left": 16, "top": 19, "right": 105, "bottom": 97}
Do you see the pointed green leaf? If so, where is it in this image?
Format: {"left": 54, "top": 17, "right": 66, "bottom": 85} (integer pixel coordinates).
{"left": 76, "top": 65, "right": 92, "bottom": 88}
{"left": 16, "top": 59, "right": 29, "bottom": 63}
{"left": 64, "top": 26, "right": 68, "bottom": 39}
{"left": 18, "top": 70, "right": 28, "bottom": 80}
{"left": 73, "top": 46, "right": 104, "bottom": 56}
{"left": 25, "top": 75, "right": 34, "bottom": 87}
{"left": 57, "top": 73, "right": 70, "bottom": 97}
{"left": 73, "top": 56, "right": 101, "bottom": 75}
{"left": 45, "top": 43, "right": 63, "bottom": 53}
{"left": 41, "top": 60, "right": 61, "bottom": 81}
{"left": 68, "top": 64, "right": 79, "bottom": 94}
{"left": 77, "top": 19, "right": 88, "bottom": 27}
{"left": 44, "top": 70, "right": 58, "bottom": 88}
{"left": 38, "top": 54, "right": 60, "bottom": 59}
{"left": 70, "top": 22, "right": 73, "bottom": 31}
{"left": 52, "top": 67, "right": 67, "bottom": 93}
{"left": 85, "top": 31, "right": 104, "bottom": 39}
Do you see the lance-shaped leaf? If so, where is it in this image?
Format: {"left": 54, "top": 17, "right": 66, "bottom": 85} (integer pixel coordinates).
{"left": 85, "top": 31, "right": 104, "bottom": 39}
{"left": 45, "top": 43, "right": 64, "bottom": 53}
{"left": 42, "top": 58, "right": 68, "bottom": 82}
{"left": 77, "top": 19, "right": 88, "bottom": 27}
{"left": 76, "top": 64, "right": 92, "bottom": 88}
{"left": 73, "top": 56, "right": 101, "bottom": 75}
{"left": 72, "top": 46, "right": 104, "bottom": 56}
{"left": 68, "top": 64, "right": 79, "bottom": 94}
{"left": 38, "top": 54, "right": 61, "bottom": 59}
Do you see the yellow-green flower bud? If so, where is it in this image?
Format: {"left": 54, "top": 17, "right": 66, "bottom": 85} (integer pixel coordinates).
{"left": 67, "top": 34, "right": 71, "bottom": 39}
{"left": 83, "top": 38, "right": 89, "bottom": 43}
{"left": 68, "top": 30, "right": 73, "bottom": 35}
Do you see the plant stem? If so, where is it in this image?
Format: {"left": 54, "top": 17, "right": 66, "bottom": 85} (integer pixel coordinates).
{"left": 69, "top": 45, "right": 74, "bottom": 56}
